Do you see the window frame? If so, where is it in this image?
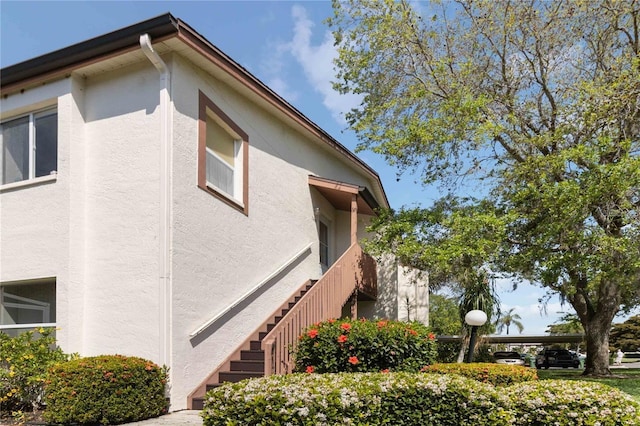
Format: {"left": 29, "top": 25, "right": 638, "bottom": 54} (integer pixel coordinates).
{"left": 0, "top": 279, "right": 56, "bottom": 335}
{"left": 198, "top": 91, "right": 249, "bottom": 215}
{"left": 1, "top": 107, "right": 58, "bottom": 187}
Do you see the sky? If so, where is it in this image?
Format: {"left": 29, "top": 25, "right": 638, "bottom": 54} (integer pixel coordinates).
{"left": 2, "top": 0, "right": 637, "bottom": 335}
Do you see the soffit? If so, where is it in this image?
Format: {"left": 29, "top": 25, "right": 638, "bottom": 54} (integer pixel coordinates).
{"left": 309, "top": 176, "right": 377, "bottom": 216}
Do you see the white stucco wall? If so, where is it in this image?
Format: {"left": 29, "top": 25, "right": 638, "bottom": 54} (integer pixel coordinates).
{"left": 80, "top": 61, "right": 162, "bottom": 361}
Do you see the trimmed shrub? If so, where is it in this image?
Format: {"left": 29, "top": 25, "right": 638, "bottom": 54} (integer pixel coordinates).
{"left": 294, "top": 319, "right": 437, "bottom": 373}
{"left": 44, "top": 355, "right": 168, "bottom": 425}
{"left": 508, "top": 379, "right": 640, "bottom": 425}
{"left": 202, "top": 373, "right": 640, "bottom": 425}
{"left": 422, "top": 362, "right": 538, "bottom": 386}
{"left": 0, "top": 328, "right": 70, "bottom": 414}
{"left": 201, "top": 372, "right": 514, "bottom": 426}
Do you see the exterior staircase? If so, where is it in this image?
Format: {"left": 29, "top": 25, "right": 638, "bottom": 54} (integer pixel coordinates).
{"left": 188, "top": 280, "right": 316, "bottom": 410}
{"left": 188, "top": 243, "right": 377, "bottom": 410}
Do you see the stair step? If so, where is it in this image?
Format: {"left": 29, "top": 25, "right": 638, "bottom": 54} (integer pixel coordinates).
{"left": 192, "top": 398, "right": 204, "bottom": 411}
{"left": 230, "top": 360, "right": 264, "bottom": 372}
{"left": 258, "top": 331, "right": 268, "bottom": 340}
{"left": 250, "top": 340, "right": 262, "bottom": 351}
{"left": 240, "top": 350, "right": 264, "bottom": 361}
{"left": 266, "top": 323, "right": 275, "bottom": 332}
{"left": 219, "top": 371, "right": 263, "bottom": 383}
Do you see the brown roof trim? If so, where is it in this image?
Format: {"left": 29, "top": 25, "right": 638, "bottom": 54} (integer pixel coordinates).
{"left": 0, "top": 13, "right": 389, "bottom": 208}
{"left": 1, "top": 13, "right": 179, "bottom": 88}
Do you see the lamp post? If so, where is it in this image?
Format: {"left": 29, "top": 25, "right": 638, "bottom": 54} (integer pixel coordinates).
{"left": 465, "top": 310, "right": 488, "bottom": 363}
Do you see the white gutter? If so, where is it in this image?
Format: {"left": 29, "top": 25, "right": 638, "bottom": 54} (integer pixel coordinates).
{"left": 140, "top": 34, "right": 172, "bottom": 370}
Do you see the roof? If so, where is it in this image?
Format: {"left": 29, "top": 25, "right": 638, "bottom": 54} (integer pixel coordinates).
{"left": 0, "top": 13, "right": 389, "bottom": 209}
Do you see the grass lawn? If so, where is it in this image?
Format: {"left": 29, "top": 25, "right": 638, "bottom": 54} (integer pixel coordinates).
{"left": 537, "top": 368, "right": 640, "bottom": 402}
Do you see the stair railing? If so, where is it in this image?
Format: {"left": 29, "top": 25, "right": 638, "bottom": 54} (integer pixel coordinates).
{"left": 190, "top": 242, "right": 313, "bottom": 339}
{"left": 262, "top": 243, "right": 377, "bottom": 375}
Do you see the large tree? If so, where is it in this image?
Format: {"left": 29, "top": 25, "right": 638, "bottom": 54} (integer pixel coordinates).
{"left": 329, "top": 0, "right": 640, "bottom": 375}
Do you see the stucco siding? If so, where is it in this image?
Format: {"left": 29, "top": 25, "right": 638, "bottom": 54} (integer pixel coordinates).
{"left": 79, "top": 61, "right": 161, "bottom": 361}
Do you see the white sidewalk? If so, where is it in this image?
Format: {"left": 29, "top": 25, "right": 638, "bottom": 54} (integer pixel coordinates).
{"left": 125, "top": 410, "right": 202, "bottom": 425}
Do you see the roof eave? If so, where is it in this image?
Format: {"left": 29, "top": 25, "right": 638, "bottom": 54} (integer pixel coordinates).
{"left": 0, "top": 13, "right": 179, "bottom": 89}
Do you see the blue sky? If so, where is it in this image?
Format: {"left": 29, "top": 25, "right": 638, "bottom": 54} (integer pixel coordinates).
{"left": 2, "top": 1, "right": 636, "bottom": 334}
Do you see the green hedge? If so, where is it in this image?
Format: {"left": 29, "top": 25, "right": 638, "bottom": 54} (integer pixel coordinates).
{"left": 509, "top": 379, "right": 640, "bottom": 425}
{"left": 202, "top": 372, "right": 513, "bottom": 425}
{"left": 423, "top": 362, "right": 538, "bottom": 386}
{"left": 294, "top": 319, "right": 437, "bottom": 373}
{"left": 44, "top": 355, "right": 168, "bottom": 425}
{"left": 202, "top": 373, "right": 640, "bottom": 426}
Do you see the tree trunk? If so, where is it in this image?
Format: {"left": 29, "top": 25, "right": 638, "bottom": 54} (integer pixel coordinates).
{"left": 456, "top": 330, "right": 469, "bottom": 363}
{"left": 583, "top": 314, "right": 613, "bottom": 376}
{"left": 569, "top": 276, "right": 621, "bottom": 377}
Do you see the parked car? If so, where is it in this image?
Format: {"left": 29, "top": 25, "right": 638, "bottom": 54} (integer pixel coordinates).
{"left": 535, "top": 349, "right": 580, "bottom": 369}
{"left": 493, "top": 351, "right": 526, "bottom": 366}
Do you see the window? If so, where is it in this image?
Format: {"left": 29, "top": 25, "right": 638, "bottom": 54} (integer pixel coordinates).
{"left": 198, "top": 91, "right": 248, "bottom": 214}
{"left": 0, "top": 279, "right": 56, "bottom": 337}
{"left": 1, "top": 108, "right": 58, "bottom": 185}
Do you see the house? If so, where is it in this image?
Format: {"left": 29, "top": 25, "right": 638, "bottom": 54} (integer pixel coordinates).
{"left": 0, "top": 14, "right": 428, "bottom": 410}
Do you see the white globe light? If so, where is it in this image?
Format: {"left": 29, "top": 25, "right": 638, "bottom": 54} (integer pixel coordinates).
{"left": 465, "top": 310, "right": 488, "bottom": 326}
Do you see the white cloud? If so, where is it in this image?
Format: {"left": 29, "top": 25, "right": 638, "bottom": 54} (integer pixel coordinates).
{"left": 267, "top": 76, "right": 299, "bottom": 104}
{"left": 256, "top": 5, "right": 361, "bottom": 125}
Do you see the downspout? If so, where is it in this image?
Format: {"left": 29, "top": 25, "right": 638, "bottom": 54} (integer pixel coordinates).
{"left": 140, "top": 34, "right": 172, "bottom": 371}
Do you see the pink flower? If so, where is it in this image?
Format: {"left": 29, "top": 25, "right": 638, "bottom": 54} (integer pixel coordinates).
{"left": 428, "top": 333, "right": 436, "bottom": 340}
{"left": 377, "top": 320, "right": 388, "bottom": 328}
{"left": 381, "top": 369, "right": 390, "bottom": 373}
{"left": 337, "top": 334, "right": 348, "bottom": 343}
{"left": 340, "top": 323, "right": 352, "bottom": 332}
{"left": 348, "top": 356, "right": 359, "bottom": 365}
{"left": 306, "top": 365, "right": 315, "bottom": 373}
{"left": 308, "top": 329, "right": 318, "bottom": 339}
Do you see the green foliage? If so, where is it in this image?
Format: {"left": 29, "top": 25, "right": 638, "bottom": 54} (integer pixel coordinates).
{"left": 422, "top": 363, "right": 538, "bottom": 386}
{"left": 610, "top": 315, "right": 640, "bottom": 352}
{"left": 429, "top": 294, "right": 464, "bottom": 362}
{"left": 202, "top": 372, "right": 514, "bottom": 426}
{"left": 43, "top": 355, "right": 168, "bottom": 425}
{"left": 0, "top": 328, "right": 70, "bottom": 414}
{"left": 495, "top": 308, "right": 524, "bottom": 335}
{"left": 330, "top": 0, "right": 640, "bottom": 375}
{"left": 509, "top": 379, "right": 640, "bottom": 425}
{"left": 202, "top": 372, "right": 640, "bottom": 425}
{"left": 293, "top": 319, "right": 437, "bottom": 373}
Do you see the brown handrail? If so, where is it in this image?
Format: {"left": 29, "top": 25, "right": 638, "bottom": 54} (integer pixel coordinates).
{"left": 262, "top": 243, "right": 376, "bottom": 375}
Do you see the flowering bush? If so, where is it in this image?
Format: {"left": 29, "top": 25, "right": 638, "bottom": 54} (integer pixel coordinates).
{"left": 508, "top": 379, "right": 640, "bottom": 425}
{"left": 0, "top": 328, "right": 70, "bottom": 415}
{"left": 294, "top": 319, "right": 437, "bottom": 373}
{"left": 201, "top": 373, "right": 640, "bottom": 425}
{"left": 44, "top": 355, "right": 168, "bottom": 425}
{"left": 422, "top": 362, "right": 538, "bottom": 386}
{"left": 201, "top": 372, "right": 513, "bottom": 425}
